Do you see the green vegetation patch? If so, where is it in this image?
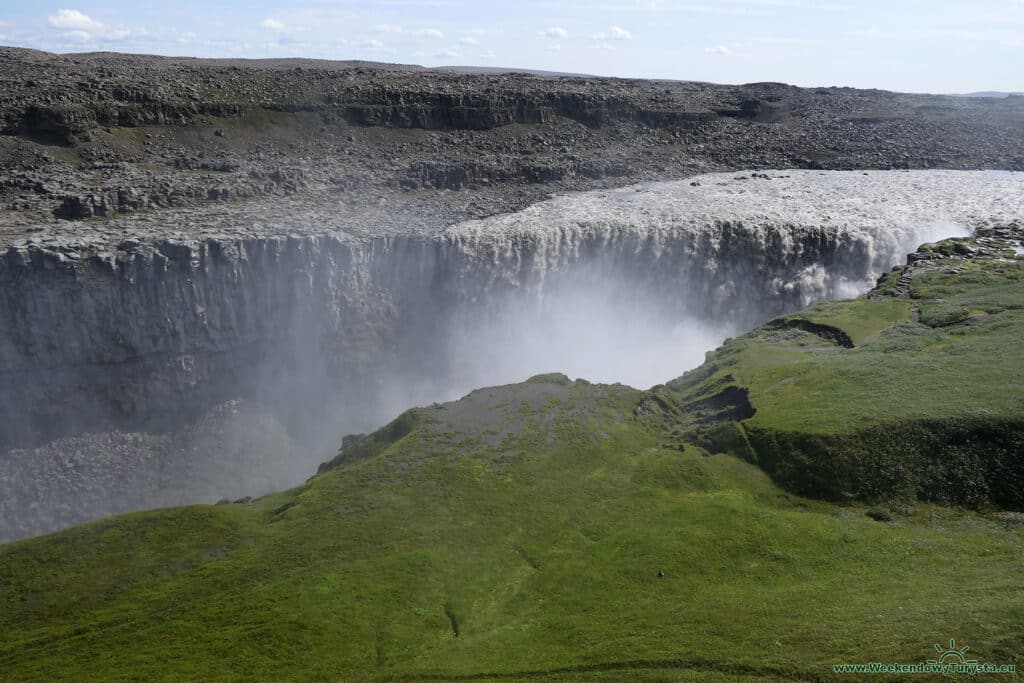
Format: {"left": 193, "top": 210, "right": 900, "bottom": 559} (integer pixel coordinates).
{"left": 667, "top": 234, "right": 1024, "bottom": 508}
{"left": 1, "top": 375, "right": 1021, "bottom": 681}
{"left": 1, "top": 234, "right": 1022, "bottom": 680}
{"left": 775, "top": 297, "right": 912, "bottom": 345}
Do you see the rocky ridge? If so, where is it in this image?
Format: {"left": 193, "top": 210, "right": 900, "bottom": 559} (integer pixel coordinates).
{"left": 2, "top": 46, "right": 1024, "bottom": 238}
{"left": 2, "top": 170, "right": 1023, "bottom": 540}
{"left": 2, "top": 46, "right": 1024, "bottom": 540}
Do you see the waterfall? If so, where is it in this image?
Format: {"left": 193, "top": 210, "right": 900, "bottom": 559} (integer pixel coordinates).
{"left": 1, "top": 169, "right": 1021, "bottom": 539}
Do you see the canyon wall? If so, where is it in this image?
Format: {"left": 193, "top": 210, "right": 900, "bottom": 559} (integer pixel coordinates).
{"left": 2, "top": 170, "right": 1021, "bottom": 540}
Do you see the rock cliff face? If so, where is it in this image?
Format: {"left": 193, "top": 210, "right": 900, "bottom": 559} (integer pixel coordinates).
{"left": 1, "top": 234, "right": 406, "bottom": 444}
{"left": 3, "top": 47, "right": 1023, "bottom": 226}
{"left": 1, "top": 169, "right": 1023, "bottom": 540}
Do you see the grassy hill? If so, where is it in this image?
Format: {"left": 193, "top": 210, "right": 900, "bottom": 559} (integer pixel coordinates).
{"left": 664, "top": 228, "right": 1024, "bottom": 509}
{"left": 1, "top": 230, "right": 1022, "bottom": 681}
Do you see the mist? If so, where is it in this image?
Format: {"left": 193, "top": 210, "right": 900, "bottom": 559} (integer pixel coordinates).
{"left": 444, "top": 273, "right": 735, "bottom": 391}
{"left": 2, "top": 170, "right": 1017, "bottom": 540}
{"left": 274, "top": 210, "right": 972, "bottom": 464}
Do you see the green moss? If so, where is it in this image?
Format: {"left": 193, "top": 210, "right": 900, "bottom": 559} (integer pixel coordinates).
{"left": 318, "top": 407, "right": 423, "bottom": 473}
{"left": 781, "top": 297, "right": 912, "bottom": 345}
{"left": 2, "top": 235, "right": 1022, "bottom": 680}
{"left": 919, "top": 302, "right": 970, "bottom": 327}
{"left": 1, "top": 373, "right": 1020, "bottom": 680}
{"left": 668, "top": 234, "right": 1024, "bottom": 509}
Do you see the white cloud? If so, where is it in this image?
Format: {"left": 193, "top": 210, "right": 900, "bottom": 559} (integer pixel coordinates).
{"left": 261, "top": 18, "right": 285, "bottom": 31}
{"left": 268, "top": 37, "right": 311, "bottom": 50}
{"left": 360, "top": 38, "right": 385, "bottom": 48}
{"left": 752, "top": 35, "right": 826, "bottom": 46}
{"left": 436, "top": 48, "right": 460, "bottom": 58}
{"left": 47, "top": 9, "right": 130, "bottom": 40}
{"left": 202, "top": 38, "right": 248, "bottom": 52}
{"left": 927, "top": 27, "right": 1024, "bottom": 49}
{"left": 683, "top": 0, "right": 848, "bottom": 12}
{"left": 379, "top": 0, "right": 464, "bottom": 5}
{"left": 178, "top": 32, "right": 197, "bottom": 44}
{"left": 540, "top": 26, "right": 569, "bottom": 39}
{"left": 370, "top": 24, "right": 443, "bottom": 38}
{"left": 848, "top": 27, "right": 883, "bottom": 39}
{"left": 546, "top": 43, "right": 562, "bottom": 52}
{"left": 459, "top": 36, "right": 479, "bottom": 46}
{"left": 592, "top": 25, "right": 632, "bottom": 41}
{"left": 704, "top": 45, "right": 732, "bottom": 55}
{"left": 48, "top": 9, "right": 103, "bottom": 32}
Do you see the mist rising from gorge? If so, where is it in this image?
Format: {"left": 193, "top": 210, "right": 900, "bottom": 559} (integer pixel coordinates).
{"left": 2, "top": 170, "right": 1014, "bottom": 540}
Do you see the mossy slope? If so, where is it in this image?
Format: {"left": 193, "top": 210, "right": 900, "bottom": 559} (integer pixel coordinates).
{"left": 2, "top": 373, "right": 1022, "bottom": 680}
{"left": 1, "top": 231, "right": 1023, "bottom": 680}
{"left": 668, "top": 228, "right": 1024, "bottom": 508}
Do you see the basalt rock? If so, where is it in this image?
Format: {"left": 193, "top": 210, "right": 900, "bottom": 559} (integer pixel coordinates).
{"left": 0, "top": 47, "right": 1022, "bottom": 226}
{"left": 1, "top": 170, "right": 1022, "bottom": 539}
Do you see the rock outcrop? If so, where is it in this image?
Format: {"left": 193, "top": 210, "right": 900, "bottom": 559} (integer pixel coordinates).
{"left": 1, "top": 47, "right": 1023, "bottom": 225}
{"left": 2, "top": 170, "right": 1023, "bottom": 539}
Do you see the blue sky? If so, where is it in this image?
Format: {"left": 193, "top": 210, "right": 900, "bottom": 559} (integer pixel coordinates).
{"left": 0, "top": 1, "right": 1021, "bottom": 93}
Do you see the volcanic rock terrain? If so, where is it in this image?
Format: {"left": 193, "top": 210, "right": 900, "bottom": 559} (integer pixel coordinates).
{"left": 2, "top": 45, "right": 1024, "bottom": 233}
{"left": 2, "top": 47, "right": 1024, "bottom": 540}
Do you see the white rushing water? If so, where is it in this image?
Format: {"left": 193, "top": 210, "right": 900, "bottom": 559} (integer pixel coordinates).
{"left": 3, "top": 169, "right": 1023, "bottom": 539}
{"left": 437, "top": 169, "right": 1022, "bottom": 389}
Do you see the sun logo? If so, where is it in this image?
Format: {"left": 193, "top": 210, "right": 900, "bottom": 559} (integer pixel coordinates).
{"left": 927, "top": 639, "right": 978, "bottom": 667}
